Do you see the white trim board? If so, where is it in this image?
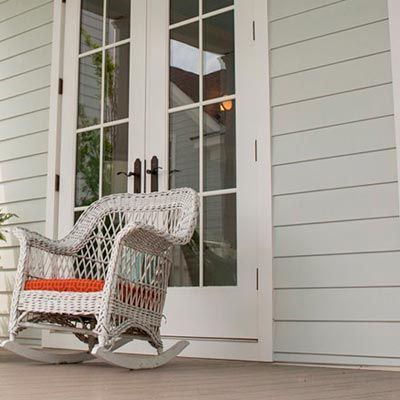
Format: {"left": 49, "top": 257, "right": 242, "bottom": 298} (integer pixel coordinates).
{"left": 45, "top": 0, "right": 64, "bottom": 239}
{"left": 388, "top": 0, "right": 400, "bottom": 213}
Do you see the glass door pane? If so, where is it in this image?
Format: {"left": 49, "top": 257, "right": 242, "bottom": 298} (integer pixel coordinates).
{"left": 74, "top": 0, "right": 131, "bottom": 216}
{"left": 168, "top": 1, "right": 237, "bottom": 287}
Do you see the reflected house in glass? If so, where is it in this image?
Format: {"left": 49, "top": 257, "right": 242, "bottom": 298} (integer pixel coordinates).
{"left": 169, "top": 7, "right": 237, "bottom": 287}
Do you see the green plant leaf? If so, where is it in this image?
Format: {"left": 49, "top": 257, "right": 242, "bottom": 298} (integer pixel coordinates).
{"left": 0, "top": 210, "right": 18, "bottom": 242}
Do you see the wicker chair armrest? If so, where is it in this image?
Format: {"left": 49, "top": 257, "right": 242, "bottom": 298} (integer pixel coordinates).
{"left": 13, "top": 227, "right": 76, "bottom": 256}
{"left": 116, "top": 223, "right": 181, "bottom": 255}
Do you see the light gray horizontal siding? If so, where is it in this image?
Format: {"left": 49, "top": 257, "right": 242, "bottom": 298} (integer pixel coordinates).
{"left": 273, "top": 149, "right": 397, "bottom": 195}
{"left": 269, "top": 0, "right": 388, "bottom": 48}
{"left": 271, "top": 52, "right": 392, "bottom": 106}
{"left": 274, "top": 322, "right": 400, "bottom": 358}
{"left": 275, "top": 288, "right": 400, "bottom": 321}
{"left": 270, "top": 20, "right": 390, "bottom": 77}
{"left": 273, "top": 183, "right": 399, "bottom": 226}
{"left": 0, "top": 45, "right": 51, "bottom": 81}
{"left": 0, "top": 0, "right": 53, "bottom": 340}
{"left": 274, "top": 252, "right": 400, "bottom": 288}
{"left": 269, "top": 0, "right": 400, "bottom": 365}
{"left": 272, "top": 83, "right": 394, "bottom": 135}
{"left": 268, "top": 0, "right": 342, "bottom": 22}
{"left": 272, "top": 116, "right": 395, "bottom": 164}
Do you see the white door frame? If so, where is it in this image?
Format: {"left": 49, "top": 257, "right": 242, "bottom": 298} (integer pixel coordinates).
{"left": 45, "top": 0, "right": 273, "bottom": 362}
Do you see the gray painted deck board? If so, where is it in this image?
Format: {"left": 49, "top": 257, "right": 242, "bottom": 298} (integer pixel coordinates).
{"left": 2, "top": 351, "right": 400, "bottom": 399}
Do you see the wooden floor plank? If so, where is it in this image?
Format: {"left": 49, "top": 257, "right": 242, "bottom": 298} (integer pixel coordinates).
{"left": 1, "top": 350, "right": 400, "bottom": 399}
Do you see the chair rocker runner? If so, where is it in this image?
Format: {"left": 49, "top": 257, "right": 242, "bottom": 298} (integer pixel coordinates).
{"left": 1, "top": 188, "right": 199, "bottom": 369}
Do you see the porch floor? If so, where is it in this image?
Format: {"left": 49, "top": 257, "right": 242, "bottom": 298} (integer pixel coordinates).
{"left": 1, "top": 350, "right": 400, "bottom": 399}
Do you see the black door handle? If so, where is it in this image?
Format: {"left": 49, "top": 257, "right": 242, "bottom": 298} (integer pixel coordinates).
{"left": 117, "top": 171, "right": 138, "bottom": 177}
{"left": 117, "top": 158, "right": 142, "bottom": 193}
{"left": 146, "top": 156, "right": 160, "bottom": 192}
{"left": 133, "top": 158, "right": 141, "bottom": 193}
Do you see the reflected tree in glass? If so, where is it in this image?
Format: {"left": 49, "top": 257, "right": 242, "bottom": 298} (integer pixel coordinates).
{"left": 75, "top": 130, "right": 100, "bottom": 207}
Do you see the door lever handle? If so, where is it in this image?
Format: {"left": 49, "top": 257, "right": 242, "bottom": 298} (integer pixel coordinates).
{"left": 117, "top": 171, "right": 138, "bottom": 177}
{"left": 146, "top": 166, "right": 162, "bottom": 175}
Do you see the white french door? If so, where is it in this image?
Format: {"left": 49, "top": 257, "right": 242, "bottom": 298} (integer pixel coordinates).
{"left": 48, "top": 0, "right": 272, "bottom": 360}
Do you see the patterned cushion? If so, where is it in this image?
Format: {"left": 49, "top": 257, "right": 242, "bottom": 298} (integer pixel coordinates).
{"left": 24, "top": 279, "right": 104, "bottom": 292}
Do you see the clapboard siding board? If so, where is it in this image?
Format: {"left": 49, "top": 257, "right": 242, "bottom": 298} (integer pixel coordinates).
{"left": 0, "top": 110, "right": 49, "bottom": 141}
{"left": 275, "top": 288, "right": 400, "bottom": 321}
{"left": 0, "top": 131, "right": 48, "bottom": 162}
{"left": 273, "top": 252, "right": 400, "bottom": 288}
{"left": 0, "top": 2, "right": 53, "bottom": 42}
{"left": 270, "top": 20, "right": 390, "bottom": 77}
{"left": 0, "top": 87, "right": 50, "bottom": 121}
{"left": 272, "top": 116, "right": 395, "bottom": 164}
{"left": 0, "top": 66, "right": 51, "bottom": 102}
{"left": 0, "top": 176, "right": 47, "bottom": 204}
{"left": 1, "top": 199, "right": 47, "bottom": 225}
{"left": 0, "top": 23, "right": 52, "bottom": 63}
{"left": 0, "top": 153, "right": 47, "bottom": 183}
{"left": 274, "top": 218, "right": 400, "bottom": 257}
{"left": 272, "top": 84, "right": 394, "bottom": 135}
{"left": 0, "top": 0, "right": 51, "bottom": 23}
{"left": 274, "top": 322, "right": 400, "bottom": 358}
{"left": 273, "top": 149, "right": 397, "bottom": 195}
{"left": 0, "top": 294, "right": 11, "bottom": 314}
{"left": 268, "top": 0, "right": 341, "bottom": 21}
{"left": 269, "top": 0, "right": 400, "bottom": 365}
{"left": 0, "top": 248, "right": 19, "bottom": 270}
{"left": 273, "top": 183, "right": 399, "bottom": 226}
{"left": 269, "top": 0, "right": 388, "bottom": 49}
{"left": 0, "top": 44, "right": 52, "bottom": 81}
{"left": 0, "top": 270, "right": 15, "bottom": 292}
{"left": 0, "top": 1, "right": 53, "bottom": 347}
{"left": 271, "top": 52, "right": 392, "bottom": 106}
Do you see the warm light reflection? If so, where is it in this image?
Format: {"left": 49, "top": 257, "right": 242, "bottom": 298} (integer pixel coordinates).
{"left": 219, "top": 100, "right": 233, "bottom": 112}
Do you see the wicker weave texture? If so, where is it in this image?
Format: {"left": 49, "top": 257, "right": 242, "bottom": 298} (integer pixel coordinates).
{"left": 8, "top": 188, "right": 199, "bottom": 350}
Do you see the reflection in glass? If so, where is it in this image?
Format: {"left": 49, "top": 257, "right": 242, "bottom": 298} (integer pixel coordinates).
{"left": 104, "top": 44, "right": 130, "bottom": 122}
{"left": 80, "top": 0, "right": 103, "bottom": 53}
{"left": 169, "top": 109, "right": 200, "bottom": 191}
{"left": 169, "top": 226, "right": 200, "bottom": 287}
{"left": 204, "top": 194, "right": 237, "bottom": 286}
{"left": 75, "top": 130, "right": 100, "bottom": 207}
{"left": 170, "top": 0, "right": 198, "bottom": 25}
{"left": 170, "top": 23, "right": 199, "bottom": 108}
{"left": 74, "top": 210, "right": 84, "bottom": 224}
{"left": 106, "top": 0, "right": 130, "bottom": 44}
{"left": 77, "top": 53, "right": 102, "bottom": 129}
{"left": 203, "top": 11, "right": 235, "bottom": 100}
{"left": 102, "top": 124, "right": 129, "bottom": 196}
{"left": 203, "top": 0, "right": 233, "bottom": 14}
{"left": 203, "top": 101, "right": 236, "bottom": 191}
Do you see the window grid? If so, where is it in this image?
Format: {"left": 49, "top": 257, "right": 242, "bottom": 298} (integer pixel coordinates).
{"left": 74, "top": 0, "right": 130, "bottom": 212}
{"left": 168, "top": 1, "right": 237, "bottom": 287}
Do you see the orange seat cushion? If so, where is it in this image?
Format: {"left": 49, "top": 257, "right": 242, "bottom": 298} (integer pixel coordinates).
{"left": 24, "top": 279, "right": 104, "bottom": 292}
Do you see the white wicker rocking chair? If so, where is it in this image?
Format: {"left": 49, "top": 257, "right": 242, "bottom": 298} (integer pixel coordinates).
{"left": 1, "top": 188, "right": 199, "bottom": 369}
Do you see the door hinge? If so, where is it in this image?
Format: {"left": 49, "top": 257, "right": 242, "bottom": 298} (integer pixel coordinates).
{"left": 256, "top": 268, "right": 259, "bottom": 291}
{"left": 58, "top": 78, "right": 63, "bottom": 95}
{"left": 55, "top": 174, "right": 60, "bottom": 192}
{"left": 62, "top": 0, "right": 66, "bottom": 3}
{"left": 252, "top": 21, "right": 256, "bottom": 41}
{"left": 254, "top": 139, "right": 258, "bottom": 162}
